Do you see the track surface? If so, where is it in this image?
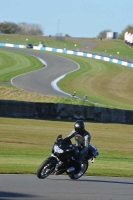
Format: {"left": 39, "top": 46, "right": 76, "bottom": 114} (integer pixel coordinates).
{"left": 0, "top": 174, "right": 133, "bottom": 200}
{"left": 3, "top": 47, "right": 79, "bottom": 97}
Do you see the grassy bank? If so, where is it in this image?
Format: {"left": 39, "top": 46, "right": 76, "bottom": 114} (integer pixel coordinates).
{"left": 0, "top": 34, "right": 133, "bottom": 61}
{"left": 92, "top": 39, "right": 133, "bottom": 61}
{"left": 0, "top": 117, "right": 133, "bottom": 177}
{"left": 57, "top": 53, "right": 133, "bottom": 110}
{"left": 0, "top": 48, "right": 44, "bottom": 81}
{"left": 0, "top": 34, "right": 81, "bottom": 50}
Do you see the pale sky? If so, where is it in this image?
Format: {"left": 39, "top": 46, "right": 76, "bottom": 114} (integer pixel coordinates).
{"left": 0, "top": 0, "right": 133, "bottom": 37}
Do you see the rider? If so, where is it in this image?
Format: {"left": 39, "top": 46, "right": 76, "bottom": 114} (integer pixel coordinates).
{"left": 54, "top": 120, "right": 91, "bottom": 174}
{"left": 65, "top": 120, "right": 91, "bottom": 163}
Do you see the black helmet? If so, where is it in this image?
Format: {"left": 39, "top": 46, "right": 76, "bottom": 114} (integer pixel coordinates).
{"left": 74, "top": 120, "right": 85, "bottom": 134}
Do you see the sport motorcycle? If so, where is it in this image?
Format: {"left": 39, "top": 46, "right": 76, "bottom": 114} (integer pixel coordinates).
{"left": 37, "top": 134, "right": 99, "bottom": 180}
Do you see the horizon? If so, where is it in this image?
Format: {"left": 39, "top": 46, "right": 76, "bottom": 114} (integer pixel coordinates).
{"left": 0, "top": 0, "right": 133, "bottom": 37}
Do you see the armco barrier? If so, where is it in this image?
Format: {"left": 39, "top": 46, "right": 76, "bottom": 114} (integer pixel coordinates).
{"left": 0, "top": 42, "right": 133, "bottom": 67}
{"left": 0, "top": 100, "right": 133, "bottom": 124}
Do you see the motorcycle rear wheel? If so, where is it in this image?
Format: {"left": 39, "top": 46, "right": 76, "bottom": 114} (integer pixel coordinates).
{"left": 37, "top": 160, "right": 56, "bottom": 179}
{"left": 68, "top": 162, "right": 88, "bottom": 180}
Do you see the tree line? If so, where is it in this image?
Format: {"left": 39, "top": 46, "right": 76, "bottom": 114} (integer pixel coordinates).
{"left": 97, "top": 25, "right": 133, "bottom": 40}
{"left": 0, "top": 21, "right": 43, "bottom": 35}
{"left": 0, "top": 21, "right": 133, "bottom": 39}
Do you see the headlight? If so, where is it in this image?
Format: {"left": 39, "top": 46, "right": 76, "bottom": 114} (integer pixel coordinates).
{"left": 54, "top": 145, "right": 64, "bottom": 153}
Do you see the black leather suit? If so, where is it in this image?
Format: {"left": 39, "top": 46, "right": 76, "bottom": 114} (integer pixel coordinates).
{"left": 65, "top": 129, "right": 91, "bottom": 161}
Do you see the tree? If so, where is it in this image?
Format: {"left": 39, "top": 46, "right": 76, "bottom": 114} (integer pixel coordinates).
{"left": 97, "top": 29, "right": 111, "bottom": 39}
{"left": 17, "top": 22, "right": 43, "bottom": 35}
{"left": 0, "top": 21, "right": 20, "bottom": 34}
{"left": 118, "top": 25, "right": 133, "bottom": 40}
{"left": 65, "top": 34, "right": 71, "bottom": 37}
{"left": 0, "top": 21, "right": 43, "bottom": 35}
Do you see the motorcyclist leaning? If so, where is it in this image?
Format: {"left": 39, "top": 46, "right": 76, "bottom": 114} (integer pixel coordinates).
{"left": 65, "top": 120, "right": 91, "bottom": 163}
{"left": 54, "top": 120, "right": 91, "bottom": 174}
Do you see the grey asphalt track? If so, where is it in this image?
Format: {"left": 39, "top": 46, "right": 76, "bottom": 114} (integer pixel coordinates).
{"left": 2, "top": 47, "right": 79, "bottom": 97}
{"left": 0, "top": 174, "right": 133, "bottom": 200}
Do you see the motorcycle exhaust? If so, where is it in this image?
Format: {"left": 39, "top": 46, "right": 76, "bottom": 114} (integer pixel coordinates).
{"left": 67, "top": 167, "right": 75, "bottom": 173}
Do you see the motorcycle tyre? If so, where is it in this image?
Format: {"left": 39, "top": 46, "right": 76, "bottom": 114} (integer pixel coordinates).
{"left": 68, "top": 162, "right": 88, "bottom": 180}
{"left": 37, "top": 159, "right": 56, "bottom": 179}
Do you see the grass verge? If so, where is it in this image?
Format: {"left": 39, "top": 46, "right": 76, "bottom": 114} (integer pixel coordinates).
{"left": 0, "top": 117, "right": 133, "bottom": 177}
{"left": 56, "top": 53, "right": 133, "bottom": 110}
{"left": 0, "top": 48, "right": 43, "bottom": 81}
{"left": 92, "top": 39, "right": 133, "bottom": 61}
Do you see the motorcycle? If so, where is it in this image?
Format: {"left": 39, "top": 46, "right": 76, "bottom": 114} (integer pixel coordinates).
{"left": 37, "top": 134, "right": 99, "bottom": 180}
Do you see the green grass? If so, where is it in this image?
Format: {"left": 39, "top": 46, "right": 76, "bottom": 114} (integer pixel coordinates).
{"left": 0, "top": 48, "right": 43, "bottom": 81}
{"left": 0, "top": 117, "right": 133, "bottom": 177}
{"left": 92, "top": 39, "right": 133, "bottom": 61}
{"left": 0, "top": 34, "right": 133, "bottom": 60}
{"left": 56, "top": 53, "right": 133, "bottom": 110}
{"left": 0, "top": 34, "right": 81, "bottom": 50}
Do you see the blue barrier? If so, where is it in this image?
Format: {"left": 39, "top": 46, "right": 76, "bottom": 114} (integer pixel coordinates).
{"left": 0, "top": 42, "right": 133, "bottom": 68}
{"left": 0, "top": 43, "right": 5, "bottom": 46}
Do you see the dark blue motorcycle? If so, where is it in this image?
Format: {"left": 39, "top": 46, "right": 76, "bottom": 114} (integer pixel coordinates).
{"left": 37, "top": 135, "right": 99, "bottom": 180}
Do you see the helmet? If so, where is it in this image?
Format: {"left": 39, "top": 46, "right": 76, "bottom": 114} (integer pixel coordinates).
{"left": 74, "top": 120, "right": 85, "bottom": 134}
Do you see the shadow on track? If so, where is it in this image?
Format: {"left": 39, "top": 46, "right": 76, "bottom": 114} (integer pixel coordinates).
{"left": 0, "top": 191, "right": 40, "bottom": 199}
{"left": 71, "top": 179, "right": 133, "bottom": 185}
{"left": 47, "top": 177, "right": 133, "bottom": 185}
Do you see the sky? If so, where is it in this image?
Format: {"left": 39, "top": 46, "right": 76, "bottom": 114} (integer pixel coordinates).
{"left": 0, "top": 0, "right": 133, "bottom": 38}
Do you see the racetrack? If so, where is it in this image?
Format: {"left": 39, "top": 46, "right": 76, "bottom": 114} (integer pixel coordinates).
{"left": 2, "top": 47, "right": 79, "bottom": 97}
{"left": 0, "top": 174, "right": 133, "bottom": 200}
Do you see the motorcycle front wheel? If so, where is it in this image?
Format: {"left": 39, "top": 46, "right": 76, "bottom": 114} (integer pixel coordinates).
{"left": 37, "top": 160, "right": 56, "bottom": 179}
{"left": 68, "top": 162, "right": 88, "bottom": 180}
